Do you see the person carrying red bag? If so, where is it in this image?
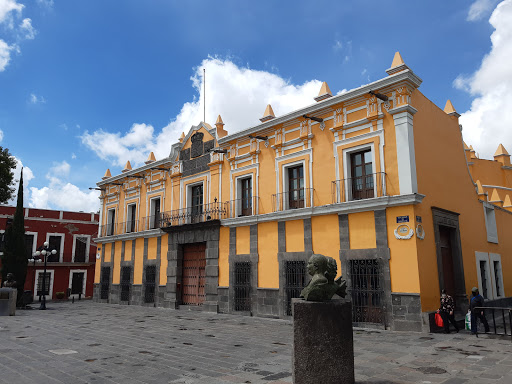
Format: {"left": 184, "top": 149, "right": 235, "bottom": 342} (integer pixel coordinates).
{"left": 437, "top": 289, "right": 459, "bottom": 334}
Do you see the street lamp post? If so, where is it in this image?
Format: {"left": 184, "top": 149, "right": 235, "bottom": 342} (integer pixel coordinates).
{"left": 33, "top": 241, "right": 57, "bottom": 310}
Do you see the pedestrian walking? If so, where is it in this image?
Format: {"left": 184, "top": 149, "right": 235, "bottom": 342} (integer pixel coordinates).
{"left": 470, "top": 287, "right": 490, "bottom": 334}
{"left": 437, "top": 289, "right": 459, "bottom": 333}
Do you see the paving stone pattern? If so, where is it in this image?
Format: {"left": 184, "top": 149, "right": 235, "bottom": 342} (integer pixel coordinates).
{"left": 1, "top": 301, "right": 512, "bottom": 384}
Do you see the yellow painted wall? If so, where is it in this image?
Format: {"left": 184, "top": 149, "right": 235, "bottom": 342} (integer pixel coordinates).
{"left": 113, "top": 241, "right": 122, "bottom": 284}
{"left": 104, "top": 243, "right": 112, "bottom": 262}
{"left": 386, "top": 205, "right": 420, "bottom": 293}
{"left": 94, "top": 252, "right": 101, "bottom": 283}
{"left": 148, "top": 237, "right": 157, "bottom": 260}
{"left": 124, "top": 240, "right": 132, "bottom": 261}
{"left": 159, "top": 235, "right": 168, "bottom": 286}
{"left": 236, "top": 226, "right": 250, "bottom": 254}
{"left": 285, "top": 220, "right": 304, "bottom": 252}
{"left": 311, "top": 215, "right": 342, "bottom": 277}
{"left": 258, "top": 221, "right": 279, "bottom": 288}
{"left": 348, "top": 211, "right": 376, "bottom": 249}
{"left": 218, "top": 226, "right": 230, "bottom": 286}
{"left": 133, "top": 238, "right": 144, "bottom": 284}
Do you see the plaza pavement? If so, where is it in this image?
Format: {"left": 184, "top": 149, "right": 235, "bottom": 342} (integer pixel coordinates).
{"left": 1, "top": 301, "right": 511, "bottom": 384}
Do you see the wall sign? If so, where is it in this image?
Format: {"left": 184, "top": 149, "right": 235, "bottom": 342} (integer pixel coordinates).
{"left": 416, "top": 216, "right": 422, "bottom": 223}
{"left": 396, "top": 216, "right": 409, "bottom": 223}
{"left": 394, "top": 224, "right": 414, "bottom": 240}
{"left": 416, "top": 224, "right": 425, "bottom": 240}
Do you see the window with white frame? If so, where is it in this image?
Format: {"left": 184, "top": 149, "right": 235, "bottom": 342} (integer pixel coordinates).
{"left": 47, "top": 234, "right": 64, "bottom": 262}
{"left": 126, "top": 203, "right": 137, "bottom": 233}
{"left": 282, "top": 161, "right": 306, "bottom": 210}
{"left": 107, "top": 208, "right": 116, "bottom": 236}
{"left": 342, "top": 144, "right": 378, "bottom": 202}
{"left": 34, "top": 270, "right": 54, "bottom": 299}
{"left": 483, "top": 203, "right": 498, "bottom": 243}
{"left": 236, "top": 176, "right": 253, "bottom": 217}
{"left": 73, "top": 235, "right": 90, "bottom": 263}
{"left": 489, "top": 253, "right": 504, "bottom": 298}
{"left": 149, "top": 197, "right": 161, "bottom": 229}
{"left": 475, "top": 251, "right": 493, "bottom": 300}
{"left": 25, "top": 233, "right": 37, "bottom": 259}
{"left": 69, "top": 269, "right": 87, "bottom": 296}
{"left": 0, "top": 230, "right": 5, "bottom": 254}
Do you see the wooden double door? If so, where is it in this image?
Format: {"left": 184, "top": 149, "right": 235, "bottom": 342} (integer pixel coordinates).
{"left": 181, "top": 243, "right": 206, "bottom": 305}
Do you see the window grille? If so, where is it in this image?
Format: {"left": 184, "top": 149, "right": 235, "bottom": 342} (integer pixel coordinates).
{"left": 234, "top": 262, "right": 251, "bottom": 311}
{"left": 284, "top": 260, "right": 306, "bottom": 316}
{"left": 144, "top": 266, "right": 156, "bottom": 303}
{"left": 36, "top": 272, "right": 51, "bottom": 296}
{"left": 74, "top": 236, "right": 88, "bottom": 262}
{"left": 480, "top": 260, "right": 488, "bottom": 299}
{"left": 350, "top": 259, "right": 384, "bottom": 324}
{"left": 100, "top": 267, "right": 110, "bottom": 300}
{"left": 120, "top": 266, "right": 131, "bottom": 302}
{"left": 493, "top": 260, "right": 501, "bottom": 297}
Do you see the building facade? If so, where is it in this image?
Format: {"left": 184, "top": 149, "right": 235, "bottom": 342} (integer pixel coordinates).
{"left": 0, "top": 206, "right": 99, "bottom": 301}
{"left": 93, "top": 52, "right": 512, "bottom": 331}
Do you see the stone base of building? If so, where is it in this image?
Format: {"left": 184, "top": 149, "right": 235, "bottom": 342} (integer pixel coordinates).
{"left": 391, "top": 292, "right": 422, "bottom": 332}
{"left": 292, "top": 298, "right": 354, "bottom": 384}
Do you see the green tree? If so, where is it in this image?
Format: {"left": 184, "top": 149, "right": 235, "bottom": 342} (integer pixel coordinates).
{"left": 1, "top": 169, "right": 26, "bottom": 304}
{"left": 0, "top": 146, "right": 16, "bottom": 204}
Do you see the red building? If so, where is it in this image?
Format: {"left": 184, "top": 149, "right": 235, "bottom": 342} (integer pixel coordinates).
{"left": 0, "top": 206, "right": 99, "bottom": 301}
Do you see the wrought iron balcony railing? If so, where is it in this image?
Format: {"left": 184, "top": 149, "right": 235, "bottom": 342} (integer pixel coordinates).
{"left": 224, "top": 196, "right": 260, "bottom": 218}
{"left": 331, "top": 172, "right": 386, "bottom": 204}
{"left": 159, "top": 201, "right": 227, "bottom": 227}
{"left": 99, "top": 223, "right": 118, "bottom": 237}
{"left": 272, "top": 188, "right": 314, "bottom": 212}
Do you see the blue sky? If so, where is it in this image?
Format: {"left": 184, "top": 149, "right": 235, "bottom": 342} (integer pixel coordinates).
{"left": 0, "top": 0, "right": 510, "bottom": 212}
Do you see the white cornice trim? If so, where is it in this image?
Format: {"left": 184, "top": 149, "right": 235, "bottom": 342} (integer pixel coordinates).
{"left": 218, "top": 70, "right": 423, "bottom": 144}
{"left": 482, "top": 185, "right": 512, "bottom": 192}
{"left": 98, "top": 157, "right": 174, "bottom": 186}
{"left": 94, "top": 228, "right": 163, "bottom": 243}
{"left": 0, "top": 215, "right": 98, "bottom": 225}
{"left": 221, "top": 193, "right": 425, "bottom": 227}
{"left": 388, "top": 104, "right": 418, "bottom": 115}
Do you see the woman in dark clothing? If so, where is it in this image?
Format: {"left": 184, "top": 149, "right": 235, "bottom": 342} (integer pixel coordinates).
{"left": 438, "top": 289, "right": 459, "bottom": 333}
{"left": 470, "top": 287, "right": 490, "bottom": 334}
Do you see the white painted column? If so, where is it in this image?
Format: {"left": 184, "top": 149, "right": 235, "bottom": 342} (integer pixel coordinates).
{"left": 390, "top": 105, "right": 418, "bottom": 195}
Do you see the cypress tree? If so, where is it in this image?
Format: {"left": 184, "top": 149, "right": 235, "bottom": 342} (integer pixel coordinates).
{"left": 1, "top": 168, "right": 26, "bottom": 303}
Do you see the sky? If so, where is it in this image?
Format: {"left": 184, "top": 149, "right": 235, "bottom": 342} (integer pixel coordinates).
{"left": 0, "top": 0, "right": 510, "bottom": 213}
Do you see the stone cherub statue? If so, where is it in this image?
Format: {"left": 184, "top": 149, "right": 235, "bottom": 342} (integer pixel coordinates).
{"left": 2, "top": 273, "right": 17, "bottom": 288}
{"left": 300, "top": 254, "right": 347, "bottom": 301}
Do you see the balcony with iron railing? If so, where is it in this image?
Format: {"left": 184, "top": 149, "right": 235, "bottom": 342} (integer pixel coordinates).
{"left": 332, "top": 172, "right": 386, "bottom": 204}
{"left": 159, "top": 201, "right": 227, "bottom": 228}
{"left": 272, "top": 188, "right": 314, "bottom": 212}
{"left": 224, "top": 196, "right": 260, "bottom": 218}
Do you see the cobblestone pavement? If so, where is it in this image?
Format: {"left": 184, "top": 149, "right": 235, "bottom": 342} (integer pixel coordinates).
{"left": 1, "top": 301, "right": 511, "bottom": 384}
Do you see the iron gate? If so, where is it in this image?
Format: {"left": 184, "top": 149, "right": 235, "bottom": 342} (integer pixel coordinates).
{"left": 350, "top": 259, "right": 384, "bottom": 324}
{"left": 144, "top": 266, "right": 156, "bottom": 303}
{"left": 182, "top": 243, "right": 206, "bottom": 305}
{"left": 284, "top": 260, "right": 306, "bottom": 316}
{"left": 234, "top": 262, "right": 251, "bottom": 311}
{"left": 100, "top": 267, "right": 110, "bottom": 300}
{"left": 120, "top": 266, "right": 131, "bottom": 302}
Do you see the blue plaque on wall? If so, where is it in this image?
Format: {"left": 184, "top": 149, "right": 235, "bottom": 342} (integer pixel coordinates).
{"left": 396, "top": 216, "right": 409, "bottom": 223}
{"left": 416, "top": 216, "right": 422, "bottom": 223}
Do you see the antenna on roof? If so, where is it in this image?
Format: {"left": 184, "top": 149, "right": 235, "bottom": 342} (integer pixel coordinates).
{"left": 203, "top": 68, "right": 206, "bottom": 123}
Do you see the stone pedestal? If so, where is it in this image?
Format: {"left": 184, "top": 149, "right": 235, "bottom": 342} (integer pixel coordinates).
{"left": 292, "top": 298, "right": 354, "bottom": 384}
{"left": 0, "top": 288, "right": 17, "bottom": 316}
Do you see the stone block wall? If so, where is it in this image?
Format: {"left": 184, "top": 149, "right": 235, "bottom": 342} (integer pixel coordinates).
{"left": 391, "top": 293, "right": 422, "bottom": 332}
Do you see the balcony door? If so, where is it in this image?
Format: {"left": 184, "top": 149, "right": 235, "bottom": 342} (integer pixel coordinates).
{"left": 351, "top": 150, "right": 374, "bottom": 200}
{"left": 288, "top": 165, "right": 304, "bottom": 209}
{"left": 191, "top": 185, "right": 203, "bottom": 223}
{"left": 240, "top": 178, "right": 252, "bottom": 216}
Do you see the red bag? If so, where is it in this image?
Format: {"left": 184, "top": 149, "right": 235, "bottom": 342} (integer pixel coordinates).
{"left": 435, "top": 313, "right": 444, "bottom": 327}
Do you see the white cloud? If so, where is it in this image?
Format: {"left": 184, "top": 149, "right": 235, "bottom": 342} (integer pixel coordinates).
{"left": 0, "top": 39, "right": 12, "bottom": 71}
{"left": 19, "top": 17, "right": 36, "bottom": 39}
{"left": 0, "top": 0, "right": 23, "bottom": 28}
{"left": 456, "top": 0, "right": 512, "bottom": 158}
{"left": 36, "top": 0, "right": 53, "bottom": 7}
{"left": 468, "top": 0, "right": 499, "bottom": 21}
{"left": 0, "top": 129, "right": 3, "bottom": 143}
{"left": 71, "top": 153, "right": 76, "bottom": 159}
{"left": 81, "top": 57, "right": 323, "bottom": 167}
{"left": 29, "top": 92, "right": 46, "bottom": 104}
{"left": 29, "top": 181, "right": 100, "bottom": 213}
{"left": 49, "top": 160, "right": 70, "bottom": 177}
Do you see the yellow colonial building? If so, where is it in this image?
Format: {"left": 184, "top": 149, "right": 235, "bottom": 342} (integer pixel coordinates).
{"left": 93, "top": 53, "right": 512, "bottom": 331}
